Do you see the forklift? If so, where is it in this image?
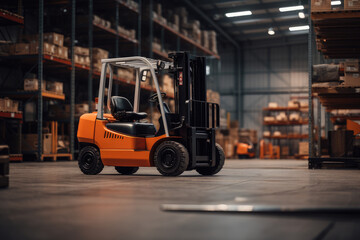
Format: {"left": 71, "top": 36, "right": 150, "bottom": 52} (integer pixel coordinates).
{"left": 77, "top": 52, "right": 224, "bottom": 176}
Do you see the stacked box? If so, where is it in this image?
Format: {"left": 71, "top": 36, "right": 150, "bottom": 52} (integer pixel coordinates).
{"left": 9, "top": 43, "right": 30, "bottom": 55}
{"left": 0, "top": 145, "right": 9, "bottom": 188}
{"left": 22, "top": 134, "right": 52, "bottom": 154}
{"left": 117, "top": 25, "right": 136, "bottom": 39}
{"left": 162, "top": 74, "right": 174, "bottom": 96}
{"left": 24, "top": 78, "right": 46, "bottom": 91}
{"left": 44, "top": 32, "right": 64, "bottom": 46}
{"left": 47, "top": 81, "right": 63, "bottom": 94}
{"left": 206, "top": 89, "right": 220, "bottom": 104}
{"left": 30, "top": 42, "right": 56, "bottom": 55}
{"left": 0, "top": 98, "right": 19, "bottom": 112}
{"left": 209, "top": 31, "right": 218, "bottom": 54}
{"left": 298, "top": 142, "right": 309, "bottom": 155}
{"left": 117, "top": 68, "right": 135, "bottom": 82}
{"left": 73, "top": 46, "right": 90, "bottom": 66}
{"left": 311, "top": 0, "right": 331, "bottom": 11}
{"left": 344, "top": 0, "right": 360, "bottom": 10}
{"left": 343, "top": 60, "right": 360, "bottom": 86}
{"left": 202, "top": 31, "right": 209, "bottom": 49}
{"left": 55, "top": 46, "right": 68, "bottom": 59}
{"left": 92, "top": 48, "right": 109, "bottom": 72}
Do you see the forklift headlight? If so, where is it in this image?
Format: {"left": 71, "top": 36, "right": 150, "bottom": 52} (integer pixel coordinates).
{"left": 157, "top": 61, "right": 165, "bottom": 71}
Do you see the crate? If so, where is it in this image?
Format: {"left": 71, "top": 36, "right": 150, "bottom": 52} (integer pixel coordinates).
{"left": 311, "top": 0, "right": 331, "bottom": 12}
{"left": 344, "top": 0, "right": 360, "bottom": 10}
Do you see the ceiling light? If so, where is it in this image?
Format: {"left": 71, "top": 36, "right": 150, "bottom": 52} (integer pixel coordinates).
{"left": 268, "top": 28, "right": 275, "bottom": 35}
{"left": 298, "top": 12, "right": 305, "bottom": 19}
{"left": 331, "top": 1, "right": 341, "bottom": 5}
{"left": 225, "top": 11, "right": 252, "bottom": 18}
{"left": 289, "top": 25, "right": 310, "bottom": 31}
{"left": 279, "top": 5, "right": 304, "bottom": 12}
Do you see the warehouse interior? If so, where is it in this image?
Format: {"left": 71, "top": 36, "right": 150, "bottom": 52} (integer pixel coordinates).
{"left": 1, "top": 0, "right": 360, "bottom": 239}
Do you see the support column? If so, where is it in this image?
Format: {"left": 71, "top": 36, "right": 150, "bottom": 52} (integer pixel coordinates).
{"left": 88, "top": 0, "right": 93, "bottom": 111}
{"left": 70, "top": 0, "right": 76, "bottom": 158}
{"left": 37, "top": 0, "right": 44, "bottom": 161}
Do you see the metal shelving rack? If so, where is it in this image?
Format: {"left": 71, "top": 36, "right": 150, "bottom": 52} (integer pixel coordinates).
{"left": 1, "top": 0, "right": 222, "bottom": 161}
{"left": 308, "top": 1, "right": 360, "bottom": 168}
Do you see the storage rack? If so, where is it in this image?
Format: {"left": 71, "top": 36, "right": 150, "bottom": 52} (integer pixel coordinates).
{"left": 0, "top": 0, "right": 221, "bottom": 161}
{"left": 262, "top": 106, "right": 308, "bottom": 158}
{"left": 308, "top": 1, "right": 360, "bottom": 168}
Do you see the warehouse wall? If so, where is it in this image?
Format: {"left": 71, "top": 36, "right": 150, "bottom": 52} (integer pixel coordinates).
{"left": 242, "top": 43, "right": 308, "bottom": 133}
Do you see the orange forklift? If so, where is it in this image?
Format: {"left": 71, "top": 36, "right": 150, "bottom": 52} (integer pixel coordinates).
{"left": 77, "top": 52, "right": 224, "bottom": 176}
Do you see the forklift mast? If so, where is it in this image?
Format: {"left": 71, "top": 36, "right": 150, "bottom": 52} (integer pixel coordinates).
{"left": 169, "top": 52, "right": 219, "bottom": 169}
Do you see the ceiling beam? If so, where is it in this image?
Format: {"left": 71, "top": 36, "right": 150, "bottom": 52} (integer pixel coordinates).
{"left": 236, "top": 30, "right": 309, "bottom": 41}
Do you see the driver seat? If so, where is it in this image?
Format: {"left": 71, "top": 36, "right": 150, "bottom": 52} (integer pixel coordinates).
{"left": 107, "top": 96, "right": 156, "bottom": 137}
{"left": 110, "top": 96, "right": 147, "bottom": 122}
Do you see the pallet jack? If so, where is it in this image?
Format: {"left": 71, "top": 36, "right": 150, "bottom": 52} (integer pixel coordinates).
{"left": 77, "top": 52, "right": 225, "bottom": 176}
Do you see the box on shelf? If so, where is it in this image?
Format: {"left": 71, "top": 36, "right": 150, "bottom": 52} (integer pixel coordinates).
{"left": 288, "top": 100, "right": 300, "bottom": 108}
{"left": 344, "top": 60, "right": 359, "bottom": 73}
{"left": 22, "top": 133, "right": 52, "bottom": 154}
{"left": 209, "top": 30, "right": 217, "bottom": 54}
{"left": 47, "top": 81, "right": 63, "bottom": 94}
{"left": 44, "top": 32, "right": 64, "bottom": 46}
{"left": 55, "top": 46, "right": 68, "bottom": 59}
{"left": 74, "top": 46, "right": 89, "bottom": 56}
{"left": 329, "top": 130, "right": 354, "bottom": 157}
{"left": 0, "top": 98, "right": 18, "bottom": 112}
{"left": 344, "top": 0, "right": 360, "bottom": 10}
{"left": 117, "top": 68, "right": 135, "bottom": 82}
{"left": 162, "top": 74, "right": 174, "bottom": 96}
{"left": 24, "top": 78, "right": 46, "bottom": 91}
{"left": 289, "top": 112, "right": 300, "bottom": 121}
{"left": 281, "top": 146, "right": 290, "bottom": 156}
{"left": 298, "top": 142, "right": 309, "bottom": 155}
{"left": 311, "top": 0, "right": 331, "bottom": 11}
{"left": 268, "top": 102, "right": 278, "bottom": 108}
{"left": 312, "top": 64, "right": 339, "bottom": 82}
{"left": 275, "top": 112, "right": 288, "bottom": 121}
{"left": 9, "top": 43, "right": 30, "bottom": 55}
{"left": 206, "top": 89, "right": 220, "bottom": 104}
{"left": 343, "top": 72, "right": 360, "bottom": 86}
{"left": 202, "top": 31, "right": 209, "bottom": 49}
{"left": 264, "top": 116, "right": 276, "bottom": 122}
{"left": 273, "top": 131, "right": 281, "bottom": 137}
{"left": 263, "top": 131, "right": 271, "bottom": 137}
{"left": 74, "top": 55, "right": 85, "bottom": 65}
{"left": 30, "top": 42, "right": 55, "bottom": 55}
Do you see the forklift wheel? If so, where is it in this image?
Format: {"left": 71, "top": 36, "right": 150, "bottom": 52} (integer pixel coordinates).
{"left": 196, "top": 144, "right": 225, "bottom": 176}
{"left": 115, "top": 166, "right": 139, "bottom": 175}
{"left": 78, "top": 146, "right": 104, "bottom": 175}
{"left": 154, "top": 141, "right": 189, "bottom": 176}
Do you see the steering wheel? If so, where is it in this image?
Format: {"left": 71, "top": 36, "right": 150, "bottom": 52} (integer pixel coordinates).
{"left": 149, "top": 92, "right": 167, "bottom": 103}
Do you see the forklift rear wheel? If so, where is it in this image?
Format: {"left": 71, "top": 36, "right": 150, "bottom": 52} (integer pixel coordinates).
{"left": 78, "top": 146, "right": 104, "bottom": 175}
{"left": 154, "top": 141, "right": 189, "bottom": 176}
{"left": 196, "top": 143, "right": 225, "bottom": 176}
{"left": 115, "top": 166, "right": 139, "bottom": 175}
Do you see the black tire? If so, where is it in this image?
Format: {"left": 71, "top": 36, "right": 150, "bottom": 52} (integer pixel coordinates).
{"left": 115, "top": 166, "right": 139, "bottom": 175}
{"left": 196, "top": 143, "right": 225, "bottom": 176}
{"left": 154, "top": 141, "right": 189, "bottom": 176}
{"left": 78, "top": 146, "right": 104, "bottom": 175}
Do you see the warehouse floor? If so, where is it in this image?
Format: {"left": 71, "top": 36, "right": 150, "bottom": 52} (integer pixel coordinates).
{"left": 1, "top": 160, "right": 360, "bottom": 240}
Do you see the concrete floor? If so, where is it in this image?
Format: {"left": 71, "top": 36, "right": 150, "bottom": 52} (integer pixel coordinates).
{"left": 1, "top": 159, "right": 360, "bottom": 240}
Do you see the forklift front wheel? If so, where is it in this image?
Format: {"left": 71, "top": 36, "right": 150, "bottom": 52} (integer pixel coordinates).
{"left": 115, "top": 166, "right": 139, "bottom": 175}
{"left": 154, "top": 141, "right": 189, "bottom": 176}
{"left": 196, "top": 143, "right": 225, "bottom": 176}
{"left": 78, "top": 146, "right": 104, "bottom": 175}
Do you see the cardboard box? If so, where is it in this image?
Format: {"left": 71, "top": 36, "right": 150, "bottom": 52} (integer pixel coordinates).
{"left": 344, "top": 0, "right": 360, "bottom": 10}
{"left": 30, "top": 42, "right": 56, "bottom": 55}
{"left": 44, "top": 32, "right": 64, "bottom": 46}
{"left": 22, "top": 133, "right": 52, "bottom": 154}
{"left": 9, "top": 43, "right": 30, "bottom": 55}
{"left": 47, "top": 81, "right": 63, "bottom": 94}
{"left": 343, "top": 72, "right": 360, "bottom": 86}
{"left": 55, "top": 46, "right": 68, "bottom": 59}
{"left": 345, "top": 60, "right": 359, "bottom": 73}
{"left": 24, "top": 78, "right": 46, "bottom": 91}
{"left": 74, "top": 46, "right": 89, "bottom": 56}
{"left": 92, "top": 48, "right": 108, "bottom": 59}
{"left": 298, "top": 142, "right": 309, "bottom": 155}
{"left": 117, "top": 68, "right": 135, "bottom": 82}
{"left": 0, "top": 98, "right": 12, "bottom": 112}
{"left": 281, "top": 146, "right": 290, "bottom": 156}
{"left": 311, "top": 0, "right": 331, "bottom": 11}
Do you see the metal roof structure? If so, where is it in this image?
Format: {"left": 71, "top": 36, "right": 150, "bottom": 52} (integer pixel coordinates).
{"left": 192, "top": 0, "right": 309, "bottom": 42}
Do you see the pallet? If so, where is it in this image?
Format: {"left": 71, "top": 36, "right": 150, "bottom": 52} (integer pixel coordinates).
{"left": 308, "top": 157, "right": 360, "bottom": 169}
{"left": 41, "top": 153, "right": 73, "bottom": 161}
